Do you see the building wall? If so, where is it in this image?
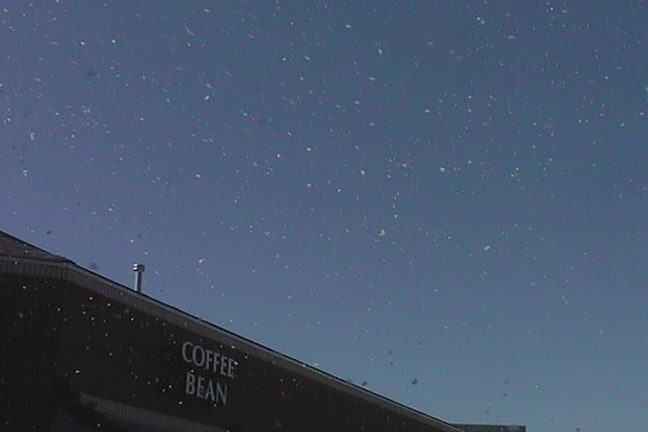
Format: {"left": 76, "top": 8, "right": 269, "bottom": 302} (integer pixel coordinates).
{"left": 2, "top": 271, "right": 459, "bottom": 432}
{"left": 1, "top": 274, "right": 60, "bottom": 431}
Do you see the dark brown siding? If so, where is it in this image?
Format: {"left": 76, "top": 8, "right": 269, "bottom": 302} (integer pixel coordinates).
{"left": 51, "top": 280, "right": 445, "bottom": 432}
{"left": 1, "top": 275, "right": 59, "bottom": 431}
{"left": 2, "top": 269, "right": 459, "bottom": 432}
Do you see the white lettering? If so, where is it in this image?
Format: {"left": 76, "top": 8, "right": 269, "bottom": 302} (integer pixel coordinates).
{"left": 181, "top": 342, "right": 193, "bottom": 363}
{"left": 185, "top": 371, "right": 196, "bottom": 395}
{"left": 205, "top": 349, "right": 214, "bottom": 371}
{"left": 181, "top": 341, "right": 237, "bottom": 377}
{"left": 197, "top": 376, "right": 206, "bottom": 398}
{"left": 205, "top": 380, "right": 215, "bottom": 401}
{"left": 181, "top": 341, "right": 237, "bottom": 407}
{"left": 185, "top": 371, "right": 228, "bottom": 405}
{"left": 192, "top": 344, "right": 205, "bottom": 367}
{"left": 219, "top": 355, "right": 227, "bottom": 376}
{"left": 213, "top": 354, "right": 224, "bottom": 373}
{"left": 216, "top": 382, "right": 227, "bottom": 405}
{"left": 227, "top": 358, "right": 236, "bottom": 378}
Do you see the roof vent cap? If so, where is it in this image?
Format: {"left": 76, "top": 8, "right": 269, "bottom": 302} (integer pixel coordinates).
{"left": 133, "top": 263, "right": 145, "bottom": 293}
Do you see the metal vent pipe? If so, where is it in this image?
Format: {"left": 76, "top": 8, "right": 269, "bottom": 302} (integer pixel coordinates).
{"left": 133, "top": 263, "right": 145, "bottom": 293}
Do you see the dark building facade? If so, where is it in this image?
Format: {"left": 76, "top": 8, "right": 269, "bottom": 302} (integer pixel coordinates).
{"left": 0, "top": 231, "right": 525, "bottom": 432}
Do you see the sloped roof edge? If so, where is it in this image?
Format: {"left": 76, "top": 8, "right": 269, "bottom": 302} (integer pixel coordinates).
{"left": 0, "top": 230, "right": 70, "bottom": 262}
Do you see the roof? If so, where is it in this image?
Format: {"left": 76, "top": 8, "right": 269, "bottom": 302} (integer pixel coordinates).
{"left": 0, "top": 230, "right": 70, "bottom": 262}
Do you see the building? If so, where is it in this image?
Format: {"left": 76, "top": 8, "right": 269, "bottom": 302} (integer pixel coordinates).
{"left": 0, "top": 230, "right": 525, "bottom": 432}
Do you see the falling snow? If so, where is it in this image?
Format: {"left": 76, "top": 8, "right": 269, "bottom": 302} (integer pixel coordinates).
{"left": 2, "top": 2, "right": 648, "bottom": 432}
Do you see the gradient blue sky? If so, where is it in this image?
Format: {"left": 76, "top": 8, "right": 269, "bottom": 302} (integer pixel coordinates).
{"left": 3, "top": 1, "right": 648, "bottom": 431}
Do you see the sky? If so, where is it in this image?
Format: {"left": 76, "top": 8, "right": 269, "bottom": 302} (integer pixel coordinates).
{"left": 2, "top": 1, "right": 648, "bottom": 431}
